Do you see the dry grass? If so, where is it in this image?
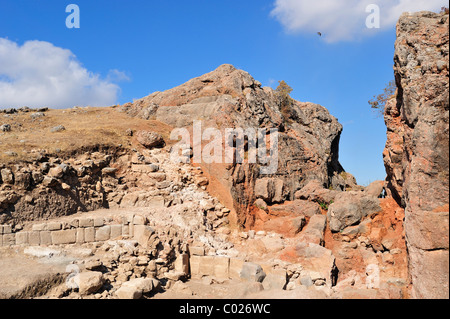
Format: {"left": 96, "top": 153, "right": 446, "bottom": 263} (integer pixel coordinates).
{"left": 0, "top": 107, "right": 175, "bottom": 163}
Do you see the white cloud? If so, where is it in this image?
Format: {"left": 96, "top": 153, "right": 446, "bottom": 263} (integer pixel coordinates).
{"left": 271, "top": 0, "right": 448, "bottom": 42}
{"left": 0, "top": 38, "right": 126, "bottom": 109}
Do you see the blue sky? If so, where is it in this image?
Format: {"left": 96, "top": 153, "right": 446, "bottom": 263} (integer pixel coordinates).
{"left": 0, "top": 0, "right": 447, "bottom": 185}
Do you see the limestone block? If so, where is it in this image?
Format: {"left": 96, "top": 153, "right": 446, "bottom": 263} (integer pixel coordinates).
{"left": 76, "top": 228, "right": 85, "bottom": 244}
{"left": 40, "top": 231, "right": 52, "bottom": 245}
{"left": 2, "top": 225, "right": 12, "bottom": 234}
{"left": 84, "top": 227, "right": 95, "bottom": 242}
{"left": 110, "top": 225, "right": 122, "bottom": 239}
{"left": 133, "top": 225, "right": 155, "bottom": 247}
{"left": 32, "top": 224, "right": 47, "bottom": 231}
{"left": 47, "top": 222, "right": 62, "bottom": 231}
{"left": 95, "top": 226, "right": 111, "bottom": 241}
{"left": 2, "top": 233, "right": 15, "bottom": 246}
{"left": 229, "top": 258, "right": 245, "bottom": 279}
{"left": 15, "top": 231, "right": 29, "bottom": 245}
{"left": 79, "top": 218, "right": 94, "bottom": 228}
{"left": 51, "top": 229, "right": 76, "bottom": 245}
{"left": 29, "top": 231, "right": 41, "bottom": 246}
{"left": 174, "top": 253, "right": 190, "bottom": 275}
{"left": 213, "top": 257, "right": 230, "bottom": 280}
{"left": 93, "top": 217, "right": 104, "bottom": 227}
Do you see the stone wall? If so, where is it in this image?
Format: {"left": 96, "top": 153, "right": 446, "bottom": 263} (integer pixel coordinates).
{"left": 1, "top": 214, "right": 152, "bottom": 247}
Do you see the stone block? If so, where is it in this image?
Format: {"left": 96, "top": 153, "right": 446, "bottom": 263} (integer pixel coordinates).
{"left": 262, "top": 269, "right": 287, "bottom": 290}
{"left": 188, "top": 256, "right": 231, "bottom": 279}
{"left": 95, "top": 226, "right": 111, "bottom": 241}
{"left": 129, "top": 224, "right": 134, "bottom": 237}
{"left": 213, "top": 257, "right": 230, "bottom": 280}
{"left": 115, "top": 285, "right": 142, "bottom": 299}
{"left": 110, "top": 225, "right": 122, "bottom": 239}
{"left": 15, "top": 232, "right": 29, "bottom": 245}
{"left": 84, "top": 227, "right": 95, "bottom": 242}
{"left": 51, "top": 229, "right": 76, "bottom": 245}
{"left": 254, "top": 178, "right": 274, "bottom": 202}
{"left": 47, "top": 222, "right": 62, "bottom": 231}
{"left": 77, "top": 271, "right": 104, "bottom": 295}
{"left": 174, "top": 253, "right": 190, "bottom": 275}
{"left": 32, "top": 224, "right": 47, "bottom": 231}
{"left": 198, "top": 256, "right": 216, "bottom": 277}
{"left": 229, "top": 258, "right": 245, "bottom": 279}
{"left": 79, "top": 218, "right": 94, "bottom": 228}
{"left": 40, "top": 231, "right": 52, "bottom": 245}
{"left": 189, "top": 255, "right": 202, "bottom": 278}
{"left": 272, "top": 178, "right": 284, "bottom": 203}
{"left": 122, "top": 224, "right": 129, "bottom": 237}
{"left": 2, "top": 233, "right": 15, "bottom": 246}
{"left": 70, "top": 219, "right": 79, "bottom": 228}
{"left": 133, "top": 225, "right": 155, "bottom": 247}
{"left": 115, "top": 278, "right": 155, "bottom": 299}
{"left": 2, "top": 225, "right": 12, "bottom": 234}
{"left": 93, "top": 217, "right": 104, "bottom": 227}
{"left": 189, "top": 246, "right": 205, "bottom": 256}
{"left": 76, "top": 228, "right": 85, "bottom": 244}
{"left": 133, "top": 215, "right": 146, "bottom": 225}
{"left": 29, "top": 231, "right": 41, "bottom": 245}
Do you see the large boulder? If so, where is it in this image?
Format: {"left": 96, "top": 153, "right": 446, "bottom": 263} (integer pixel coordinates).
{"left": 327, "top": 192, "right": 381, "bottom": 232}
{"left": 298, "top": 214, "right": 327, "bottom": 245}
{"left": 76, "top": 271, "right": 104, "bottom": 295}
{"left": 384, "top": 11, "right": 449, "bottom": 299}
{"left": 269, "top": 200, "right": 321, "bottom": 217}
{"left": 294, "top": 180, "right": 339, "bottom": 204}
{"left": 115, "top": 278, "right": 157, "bottom": 299}
{"left": 136, "top": 130, "right": 165, "bottom": 149}
{"left": 120, "top": 65, "right": 348, "bottom": 227}
{"left": 281, "top": 243, "right": 338, "bottom": 287}
{"left": 254, "top": 178, "right": 284, "bottom": 203}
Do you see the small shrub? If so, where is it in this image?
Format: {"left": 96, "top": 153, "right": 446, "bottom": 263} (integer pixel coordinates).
{"left": 368, "top": 80, "right": 396, "bottom": 117}
{"left": 275, "top": 80, "right": 298, "bottom": 124}
{"left": 319, "top": 200, "right": 333, "bottom": 211}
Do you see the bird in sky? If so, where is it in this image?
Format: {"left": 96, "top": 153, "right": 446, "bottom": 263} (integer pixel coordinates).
{"left": 317, "top": 32, "right": 322, "bottom": 37}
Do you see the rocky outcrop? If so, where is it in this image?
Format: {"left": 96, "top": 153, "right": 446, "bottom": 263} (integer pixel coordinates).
{"left": 384, "top": 11, "right": 449, "bottom": 299}
{"left": 120, "top": 64, "right": 350, "bottom": 227}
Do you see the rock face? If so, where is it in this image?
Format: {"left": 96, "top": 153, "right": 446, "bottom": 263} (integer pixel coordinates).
{"left": 384, "top": 11, "right": 449, "bottom": 299}
{"left": 120, "top": 64, "right": 348, "bottom": 227}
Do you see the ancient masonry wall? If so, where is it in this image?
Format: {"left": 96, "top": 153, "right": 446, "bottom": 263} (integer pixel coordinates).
{"left": 0, "top": 222, "right": 289, "bottom": 287}
{"left": 0, "top": 215, "right": 152, "bottom": 247}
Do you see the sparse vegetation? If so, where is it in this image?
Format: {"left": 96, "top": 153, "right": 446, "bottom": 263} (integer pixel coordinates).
{"left": 368, "top": 80, "right": 397, "bottom": 117}
{"left": 275, "top": 80, "right": 298, "bottom": 124}
{"left": 0, "top": 107, "right": 175, "bottom": 162}
{"left": 319, "top": 200, "right": 333, "bottom": 211}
